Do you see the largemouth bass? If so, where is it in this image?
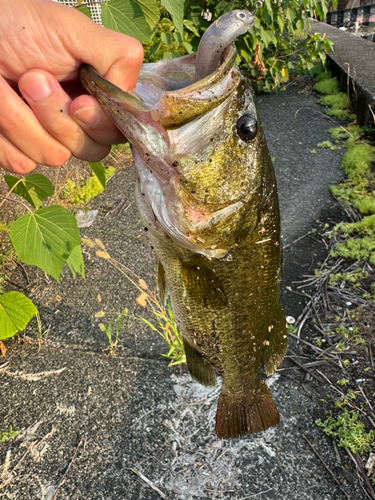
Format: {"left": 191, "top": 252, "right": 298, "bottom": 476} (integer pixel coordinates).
{"left": 80, "top": 9, "right": 287, "bottom": 439}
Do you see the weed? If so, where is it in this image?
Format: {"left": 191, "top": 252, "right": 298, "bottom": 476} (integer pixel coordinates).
{"left": 84, "top": 238, "right": 186, "bottom": 365}
{"left": 336, "top": 342, "right": 346, "bottom": 352}
{"left": 61, "top": 166, "right": 115, "bottom": 205}
{"left": 138, "top": 301, "right": 186, "bottom": 366}
{"left": 0, "top": 425, "right": 20, "bottom": 442}
{"left": 337, "top": 378, "right": 349, "bottom": 386}
{"left": 316, "top": 410, "right": 374, "bottom": 455}
{"left": 99, "top": 309, "right": 128, "bottom": 355}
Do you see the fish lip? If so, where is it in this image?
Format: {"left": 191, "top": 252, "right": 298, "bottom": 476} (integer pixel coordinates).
{"left": 80, "top": 44, "right": 238, "bottom": 129}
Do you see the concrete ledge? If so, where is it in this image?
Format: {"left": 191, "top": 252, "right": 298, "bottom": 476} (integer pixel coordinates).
{"left": 310, "top": 19, "right": 375, "bottom": 124}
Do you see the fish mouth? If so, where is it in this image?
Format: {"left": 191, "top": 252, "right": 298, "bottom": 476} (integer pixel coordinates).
{"left": 80, "top": 45, "right": 246, "bottom": 258}
{"left": 80, "top": 44, "right": 238, "bottom": 131}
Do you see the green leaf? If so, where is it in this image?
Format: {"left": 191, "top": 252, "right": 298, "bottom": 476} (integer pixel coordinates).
{"left": 89, "top": 162, "right": 106, "bottom": 191}
{"left": 183, "top": 19, "right": 199, "bottom": 36}
{"left": 10, "top": 205, "right": 81, "bottom": 282}
{"left": 160, "top": 0, "right": 185, "bottom": 35}
{"left": 4, "top": 174, "right": 54, "bottom": 209}
{"left": 77, "top": 4, "right": 92, "bottom": 18}
{"left": 101, "top": 0, "right": 151, "bottom": 42}
{"left": 0, "top": 224, "right": 9, "bottom": 232}
{"left": 0, "top": 291, "right": 37, "bottom": 340}
{"left": 67, "top": 245, "right": 85, "bottom": 280}
{"left": 136, "top": 0, "right": 160, "bottom": 29}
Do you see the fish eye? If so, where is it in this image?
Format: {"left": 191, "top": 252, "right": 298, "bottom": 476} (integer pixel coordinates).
{"left": 236, "top": 113, "right": 258, "bottom": 141}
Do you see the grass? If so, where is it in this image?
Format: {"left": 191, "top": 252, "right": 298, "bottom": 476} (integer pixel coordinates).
{"left": 83, "top": 238, "right": 186, "bottom": 366}
{"left": 99, "top": 309, "right": 128, "bottom": 355}
{"left": 0, "top": 425, "right": 20, "bottom": 443}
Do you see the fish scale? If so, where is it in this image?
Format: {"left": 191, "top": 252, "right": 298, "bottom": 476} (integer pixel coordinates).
{"left": 80, "top": 8, "right": 287, "bottom": 439}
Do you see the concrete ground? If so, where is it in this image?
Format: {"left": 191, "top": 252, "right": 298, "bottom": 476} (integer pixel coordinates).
{"left": 0, "top": 80, "right": 366, "bottom": 499}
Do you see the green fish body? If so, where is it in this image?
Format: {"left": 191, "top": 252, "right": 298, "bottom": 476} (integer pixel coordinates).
{"left": 80, "top": 10, "right": 287, "bottom": 439}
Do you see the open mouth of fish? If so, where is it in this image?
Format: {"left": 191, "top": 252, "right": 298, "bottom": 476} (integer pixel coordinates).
{"left": 80, "top": 10, "right": 259, "bottom": 258}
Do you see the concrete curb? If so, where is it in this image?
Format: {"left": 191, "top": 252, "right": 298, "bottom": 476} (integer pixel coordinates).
{"left": 310, "top": 18, "right": 375, "bottom": 125}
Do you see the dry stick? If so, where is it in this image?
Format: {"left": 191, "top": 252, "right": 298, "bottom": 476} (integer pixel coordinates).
{"left": 311, "top": 300, "right": 333, "bottom": 346}
{"left": 283, "top": 231, "right": 311, "bottom": 249}
{"left": 354, "top": 453, "right": 375, "bottom": 500}
{"left": 369, "top": 344, "right": 374, "bottom": 372}
{"left": 130, "top": 468, "right": 167, "bottom": 499}
{"left": 302, "top": 435, "right": 351, "bottom": 500}
{"left": 345, "top": 447, "right": 375, "bottom": 500}
{"left": 288, "top": 356, "right": 315, "bottom": 377}
{"left": 51, "top": 438, "right": 85, "bottom": 500}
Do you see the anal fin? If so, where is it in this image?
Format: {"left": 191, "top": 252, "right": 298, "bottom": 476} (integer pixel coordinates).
{"left": 183, "top": 339, "right": 216, "bottom": 387}
{"left": 261, "top": 304, "right": 288, "bottom": 376}
{"left": 215, "top": 380, "right": 279, "bottom": 439}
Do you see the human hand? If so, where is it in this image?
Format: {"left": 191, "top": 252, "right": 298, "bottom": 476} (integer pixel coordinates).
{"left": 0, "top": 0, "right": 143, "bottom": 173}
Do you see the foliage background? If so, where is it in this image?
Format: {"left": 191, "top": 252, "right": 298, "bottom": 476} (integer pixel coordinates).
{"left": 79, "top": 0, "right": 335, "bottom": 91}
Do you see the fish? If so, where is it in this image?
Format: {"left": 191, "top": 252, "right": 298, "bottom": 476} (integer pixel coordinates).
{"left": 80, "top": 8, "right": 287, "bottom": 439}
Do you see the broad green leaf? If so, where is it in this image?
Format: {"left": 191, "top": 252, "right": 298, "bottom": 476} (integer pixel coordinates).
{"left": 161, "top": 0, "right": 185, "bottom": 35}
{"left": 136, "top": 0, "right": 160, "bottom": 29}
{"left": 77, "top": 4, "right": 91, "bottom": 18}
{"left": 0, "top": 224, "right": 9, "bottom": 232}
{"left": 4, "top": 174, "right": 54, "bottom": 209}
{"left": 89, "top": 162, "right": 106, "bottom": 190}
{"left": 67, "top": 245, "right": 85, "bottom": 280}
{"left": 0, "top": 291, "right": 37, "bottom": 340}
{"left": 10, "top": 205, "right": 81, "bottom": 282}
{"left": 101, "top": 0, "right": 151, "bottom": 42}
{"left": 183, "top": 19, "right": 199, "bottom": 36}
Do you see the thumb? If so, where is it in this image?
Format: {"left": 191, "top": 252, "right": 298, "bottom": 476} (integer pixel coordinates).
{"left": 57, "top": 4, "right": 144, "bottom": 90}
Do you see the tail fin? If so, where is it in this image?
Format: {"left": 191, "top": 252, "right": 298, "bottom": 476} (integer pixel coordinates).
{"left": 215, "top": 380, "right": 279, "bottom": 439}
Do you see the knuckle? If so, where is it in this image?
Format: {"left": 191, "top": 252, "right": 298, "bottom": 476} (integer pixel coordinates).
{"left": 44, "top": 146, "right": 71, "bottom": 167}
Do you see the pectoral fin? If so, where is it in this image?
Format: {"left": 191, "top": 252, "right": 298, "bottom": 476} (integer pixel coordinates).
{"left": 156, "top": 258, "right": 168, "bottom": 306}
{"left": 183, "top": 339, "right": 216, "bottom": 387}
{"left": 261, "top": 304, "right": 288, "bottom": 376}
{"left": 181, "top": 261, "right": 227, "bottom": 308}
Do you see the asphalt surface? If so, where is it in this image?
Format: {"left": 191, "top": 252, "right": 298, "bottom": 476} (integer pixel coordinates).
{"left": 0, "top": 80, "right": 365, "bottom": 499}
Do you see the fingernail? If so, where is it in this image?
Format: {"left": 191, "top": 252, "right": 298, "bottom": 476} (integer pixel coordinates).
{"left": 73, "top": 106, "right": 101, "bottom": 128}
{"left": 21, "top": 74, "right": 52, "bottom": 102}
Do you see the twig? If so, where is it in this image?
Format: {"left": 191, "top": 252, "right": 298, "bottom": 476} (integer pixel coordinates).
{"left": 358, "top": 385, "right": 374, "bottom": 411}
{"left": 130, "top": 468, "right": 167, "bottom": 499}
{"left": 52, "top": 438, "right": 85, "bottom": 500}
{"left": 369, "top": 344, "right": 374, "bottom": 372}
{"left": 288, "top": 356, "right": 315, "bottom": 376}
{"left": 302, "top": 435, "right": 351, "bottom": 500}
{"left": 283, "top": 231, "right": 311, "bottom": 249}
{"left": 345, "top": 448, "right": 375, "bottom": 500}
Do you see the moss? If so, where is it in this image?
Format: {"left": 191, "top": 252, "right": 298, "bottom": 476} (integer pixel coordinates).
{"left": 341, "top": 144, "right": 375, "bottom": 180}
{"left": 329, "top": 125, "right": 363, "bottom": 141}
{"left": 62, "top": 166, "right": 115, "bottom": 205}
{"left": 331, "top": 236, "right": 375, "bottom": 264}
{"left": 322, "top": 92, "right": 349, "bottom": 110}
{"left": 314, "top": 69, "right": 332, "bottom": 82}
{"left": 316, "top": 410, "right": 374, "bottom": 455}
{"left": 317, "top": 140, "right": 341, "bottom": 150}
{"left": 313, "top": 76, "right": 340, "bottom": 95}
